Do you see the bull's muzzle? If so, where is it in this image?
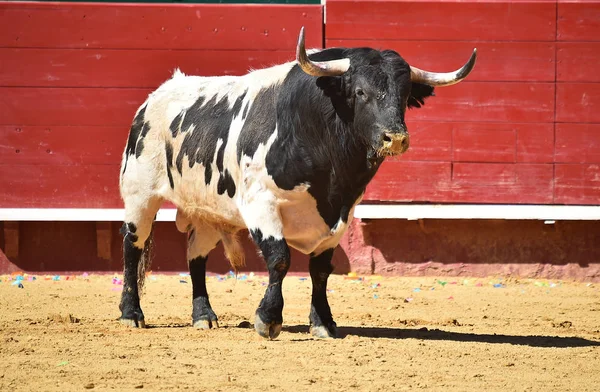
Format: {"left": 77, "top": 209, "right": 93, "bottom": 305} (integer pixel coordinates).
{"left": 380, "top": 132, "right": 410, "bottom": 156}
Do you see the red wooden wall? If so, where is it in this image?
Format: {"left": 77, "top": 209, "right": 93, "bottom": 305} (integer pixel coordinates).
{"left": 0, "top": 1, "right": 323, "bottom": 208}
{"left": 1, "top": 1, "right": 599, "bottom": 276}
{"left": 327, "top": 0, "right": 600, "bottom": 205}
{"left": 1, "top": 1, "right": 599, "bottom": 209}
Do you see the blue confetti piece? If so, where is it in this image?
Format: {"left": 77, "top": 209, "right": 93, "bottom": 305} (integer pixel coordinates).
{"left": 413, "top": 288, "right": 421, "bottom": 292}
{"left": 52, "top": 275, "right": 60, "bottom": 281}
{"left": 493, "top": 283, "right": 505, "bottom": 288}
{"left": 299, "top": 277, "right": 308, "bottom": 281}
{"left": 373, "top": 294, "right": 379, "bottom": 299}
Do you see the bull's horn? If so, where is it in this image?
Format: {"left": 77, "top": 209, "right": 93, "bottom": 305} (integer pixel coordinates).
{"left": 410, "top": 48, "right": 477, "bottom": 87}
{"left": 296, "top": 27, "right": 350, "bottom": 77}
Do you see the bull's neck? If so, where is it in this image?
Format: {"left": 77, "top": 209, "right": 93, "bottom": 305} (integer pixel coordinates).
{"left": 265, "top": 70, "right": 381, "bottom": 227}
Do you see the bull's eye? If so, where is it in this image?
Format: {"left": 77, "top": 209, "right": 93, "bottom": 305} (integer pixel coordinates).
{"left": 355, "top": 88, "right": 368, "bottom": 101}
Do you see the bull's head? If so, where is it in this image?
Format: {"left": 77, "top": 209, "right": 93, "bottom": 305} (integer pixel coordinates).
{"left": 295, "top": 27, "right": 476, "bottom": 162}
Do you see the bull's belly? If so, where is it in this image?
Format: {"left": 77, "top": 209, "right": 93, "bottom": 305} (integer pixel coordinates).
{"left": 168, "top": 192, "right": 246, "bottom": 233}
{"left": 164, "top": 169, "right": 353, "bottom": 255}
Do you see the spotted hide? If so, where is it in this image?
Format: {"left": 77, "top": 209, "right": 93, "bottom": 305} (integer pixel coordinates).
{"left": 118, "top": 28, "right": 477, "bottom": 339}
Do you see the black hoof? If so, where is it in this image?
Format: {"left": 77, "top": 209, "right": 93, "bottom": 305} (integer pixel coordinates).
{"left": 192, "top": 297, "right": 219, "bottom": 329}
{"left": 193, "top": 318, "right": 219, "bottom": 329}
{"left": 119, "top": 314, "right": 146, "bottom": 328}
{"left": 309, "top": 322, "right": 337, "bottom": 339}
{"left": 254, "top": 313, "right": 282, "bottom": 340}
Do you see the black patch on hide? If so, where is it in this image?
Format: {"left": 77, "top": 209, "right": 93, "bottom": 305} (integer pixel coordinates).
{"left": 217, "top": 169, "right": 236, "bottom": 198}
{"left": 173, "top": 91, "right": 246, "bottom": 191}
{"left": 165, "top": 141, "right": 175, "bottom": 189}
{"left": 236, "top": 86, "right": 277, "bottom": 163}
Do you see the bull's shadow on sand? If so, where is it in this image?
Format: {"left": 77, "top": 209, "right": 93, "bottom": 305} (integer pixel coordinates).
{"left": 282, "top": 325, "right": 600, "bottom": 348}
{"left": 142, "top": 322, "right": 599, "bottom": 348}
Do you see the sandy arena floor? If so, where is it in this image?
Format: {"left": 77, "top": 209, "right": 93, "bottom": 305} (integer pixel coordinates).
{"left": 1, "top": 272, "right": 599, "bottom": 391}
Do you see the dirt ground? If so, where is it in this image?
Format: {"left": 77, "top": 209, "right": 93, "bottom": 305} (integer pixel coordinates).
{"left": 1, "top": 272, "right": 599, "bottom": 391}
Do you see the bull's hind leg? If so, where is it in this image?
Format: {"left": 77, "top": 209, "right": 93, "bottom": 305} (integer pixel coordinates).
{"left": 187, "top": 222, "right": 221, "bottom": 329}
{"left": 309, "top": 248, "right": 337, "bottom": 338}
{"left": 119, "top": 197, "right": 162, "bottom": 328}
{"left": 251, "top": 229, "right": 290, "bottom": 340}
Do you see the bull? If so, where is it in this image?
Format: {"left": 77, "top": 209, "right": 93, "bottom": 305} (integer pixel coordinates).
{"left": 118, "top": 27, "right": 476, "bottom": 339}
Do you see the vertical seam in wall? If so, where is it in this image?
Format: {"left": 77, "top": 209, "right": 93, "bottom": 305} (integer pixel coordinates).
{"left": 553, "top": 0, "right": 558, "bottom": 204}
{"left": 322, "top": 2, "right": 326, "bottom": 49}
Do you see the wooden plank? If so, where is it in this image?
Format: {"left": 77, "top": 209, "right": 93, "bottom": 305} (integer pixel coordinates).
{"left": 96, "top": 221, "right": 113, "bottom": 261}
{"left": 451, "top": 163, "right": 554, "bottom": 204}
{"left": 452, "top": 162, "right": 518, "bottom": 186}
{"left": 0, "top": 87, "right": 150, "bottom": 126}
{"left": 557, "top": 1, "right": 600, "bottom": 42}
{"left": 0, "top": 164, "right": 122, "bottom": 208}
{"left": 365, "top": 161, "right": 553, "bottom": 204}
{"left": 326, "top": 40, "right": 556, "bottom": 82}
{"left": 556, "top": 83, "right": 600, "bottom": 124}
{"left": 364, "top": 161, "right": 452, "bottom": 202}
{"left": 0, "top": 126, "right": 125, "bottom": 165}
{"left": 555, "top": 164, "right": 600, "bottom": 205}
{"left": 557, "top": 42, "right": 600, "bottom": 83}
{"left": 326, "top": 1, "right": 556, "bottom": 42}
{"left": 2, "top": 82, "right": 555, "bottom": 127}
{"left": 0, "top": 2, "right": 323, "bottom": 50}
{"left": 409, "top": 82, "right": 555, "bottom": 123}
{"left": 555, "top": 123, "right": 600, "bottom": 164}
{"left": 3, "top": 222, "right": 19, "bottom": 259}
{"left": 453, "top": 124, "right": 516, "bottom": 163}
{"left": 400, "top": 122, "right": 553, "bottom": 163}
{"left": 0, "top": 48, "right": 297, "bottom": 88}
{"left": 450, "top": 122, "right": 554, "bottom": 164}
{"left": 396, "top": 121, "right": 452, "bottom": 162}
{"left": 515, "top": 123, "right": 554, "bottom": 163}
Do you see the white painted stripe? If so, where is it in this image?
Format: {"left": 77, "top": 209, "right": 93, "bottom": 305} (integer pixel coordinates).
{"left": 353, "top": 205, "right": 600, "bottom": 221}
{"left": 0, "top": 208, "right": 177, "bottom": 222}
{"left": 0, "top": 205, "right": 598, "bottom": 222}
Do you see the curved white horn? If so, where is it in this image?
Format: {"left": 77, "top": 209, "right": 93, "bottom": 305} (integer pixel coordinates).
{"left": 296, "top": 27, "right": 350, "bottom": 77}
{"left": 410, "top": 48, "right": 477, "bottom": 87}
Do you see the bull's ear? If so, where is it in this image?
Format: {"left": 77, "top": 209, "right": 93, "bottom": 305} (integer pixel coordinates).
{"left": 408, "top": 82, "right": 435, "bottom": 109}
{"left": 316, "top": 76, "right": 343, "bottom": 97}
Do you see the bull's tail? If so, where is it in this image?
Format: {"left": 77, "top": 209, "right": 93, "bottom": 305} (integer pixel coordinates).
{"left": 137, "top": 226, "right": 154, "bottom": 295}
{"left": 222, "top": 232, "right": 245, "bottom": 273}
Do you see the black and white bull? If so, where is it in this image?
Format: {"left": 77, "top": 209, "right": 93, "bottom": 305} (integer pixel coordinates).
{"left": 118, "top": 28, "right": 476, "bottom": 339}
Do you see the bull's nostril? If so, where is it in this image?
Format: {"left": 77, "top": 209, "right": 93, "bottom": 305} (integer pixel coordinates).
{"left": 383, "top": 135, "right": 392, "bottom": 143}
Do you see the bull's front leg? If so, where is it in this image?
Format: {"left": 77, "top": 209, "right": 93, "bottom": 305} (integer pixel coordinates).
{"left": 309, "top": 248, "right": 337, "bottom": 338}
{"left": 251, "top": 229, "right": 290, "bottom": 340}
